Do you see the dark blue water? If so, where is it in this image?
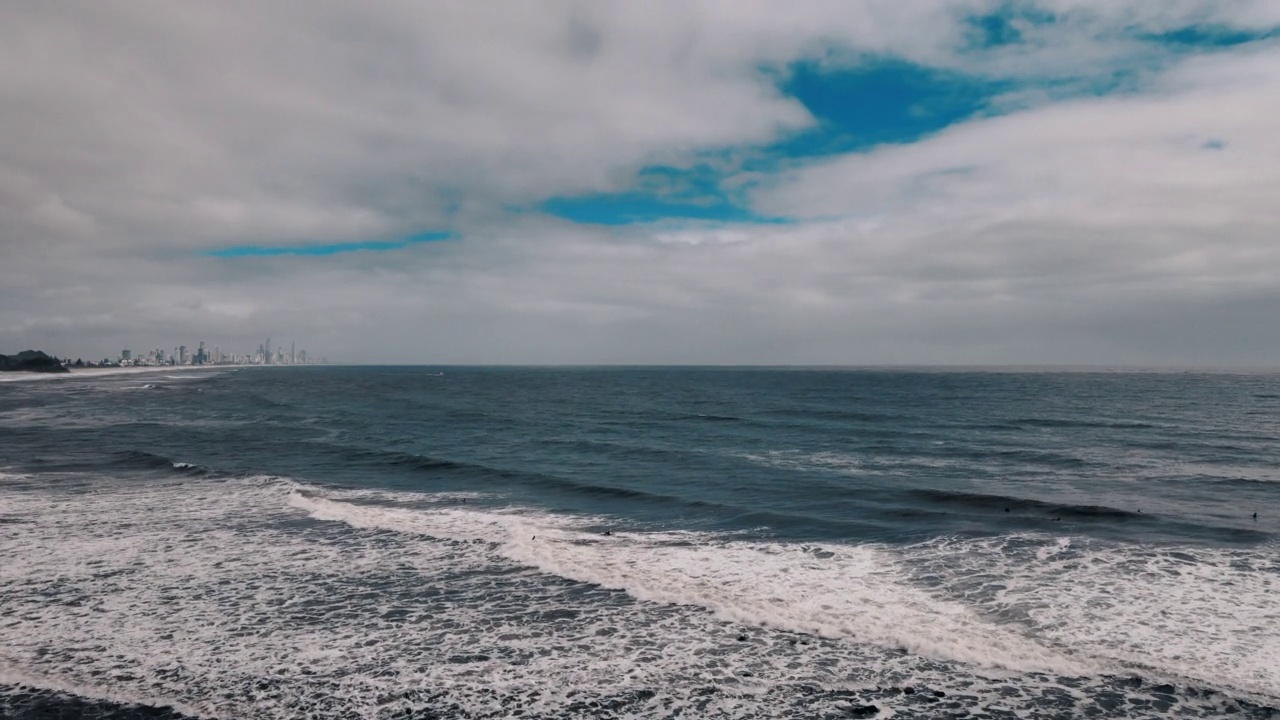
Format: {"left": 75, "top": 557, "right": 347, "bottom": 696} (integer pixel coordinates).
{"left": 2, "top": 367, "right": 1277, "bottom": 718}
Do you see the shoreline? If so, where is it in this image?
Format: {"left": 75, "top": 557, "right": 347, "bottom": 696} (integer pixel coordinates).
{"left": 0, "top": 364, "right": 251, "bottom": 383}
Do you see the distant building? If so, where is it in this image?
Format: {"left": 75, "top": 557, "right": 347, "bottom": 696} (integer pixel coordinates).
{"left": 62, "top": 337, "right": 319, "bottom": 368}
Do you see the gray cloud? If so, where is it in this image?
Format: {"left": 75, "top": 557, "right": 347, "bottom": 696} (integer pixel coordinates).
{"left": 2, "top": 1, "right": 1278, "bottom": 365}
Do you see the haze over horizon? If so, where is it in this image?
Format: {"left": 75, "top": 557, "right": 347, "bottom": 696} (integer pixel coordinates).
{"left": 3, "top": 1, "right": 1279, "bottom": 366}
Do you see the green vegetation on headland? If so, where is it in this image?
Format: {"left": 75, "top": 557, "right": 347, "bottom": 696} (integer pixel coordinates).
{"left": 0, "top": 350, "right": 70, "bottom": 373}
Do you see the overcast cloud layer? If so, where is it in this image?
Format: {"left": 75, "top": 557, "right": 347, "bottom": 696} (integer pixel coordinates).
{"left": 2, "top": 1, "right": 1279, "bottom": 365}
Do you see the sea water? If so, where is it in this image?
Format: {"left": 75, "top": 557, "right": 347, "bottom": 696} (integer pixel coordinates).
{"left": 0, "top": 367, "right": 1276, "bottom": 718}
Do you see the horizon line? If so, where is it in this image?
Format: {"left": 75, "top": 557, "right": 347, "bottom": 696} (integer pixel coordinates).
{"left": 243, "top": 362, "right": 1280, "bottom": 372}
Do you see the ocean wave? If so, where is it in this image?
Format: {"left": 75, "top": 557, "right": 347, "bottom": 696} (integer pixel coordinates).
{"left": 718, "top": 509, "right": 885, "bottom": 537}
{"left": 764, "top": 407, "right": 905, "bottom": 424}
{"left": 536, "top": 437, "right": 702, "bottom": 463}
{"left": 1018, "top": 417, "right": 1159, "bottom": 430}
{"left": 909, "top": 488, "right": 1141, "bottom": 519}
{"left": 684, "top": 413, "right": 748, "bottom": 423}
{"left": 339, "top": 447, "right": 473, "bottom": 473}
{"left": 108, "top": 450, "right": 184, "bottom": 471}
{"left": 335, "top": 447, "right": 574, "bottom": 488}
{"left": 105, "top": 451, "right": 208, "bottom": 475}
{"left": 332, "top": 446, "right": 719, "bottom": 509}
{"left": 1216, "top": 476, "right": 1280, "bottom": 486}
{"left": 120, "top": 382, "right": 167, "bottom": 391}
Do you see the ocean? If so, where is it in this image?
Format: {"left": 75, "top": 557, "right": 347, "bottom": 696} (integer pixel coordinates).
{"left": 0, "top": 366, "right": 1276, "bottom": 719}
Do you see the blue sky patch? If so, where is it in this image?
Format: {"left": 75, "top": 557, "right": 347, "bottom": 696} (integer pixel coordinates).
{"left": 768, "top": 57, "right": 1007, "bottom": 158}
{"left": 542, "top": 160, "right": 790, "bottom": 225}
{"left": 544, "top": 194, "right": 750, "bottom": 225}
{"left": 542, "top": 57, "right": 1007, "bottom": 226}
{"left": 1145, "top": 24, "right": 1278, "bottom": 49}
{"left": 206, "top": 231, "right": 453, "bottom": 258}
{"left": 963, "top": 2, "right": 1057, "bottom": 49}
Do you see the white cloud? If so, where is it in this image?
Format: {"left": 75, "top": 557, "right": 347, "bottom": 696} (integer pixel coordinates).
{"left": 754, "top": 45, "right": 1280, "bottom": 284}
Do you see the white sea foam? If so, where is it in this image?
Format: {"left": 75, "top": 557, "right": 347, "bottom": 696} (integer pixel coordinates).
{"left": 0, "top": 662, "right": 203, "bottom": 718}
{"left": 288, "top": 491, "right": 536, "bottom": 542}
{"left": 1, "top": 474, "right": 1272, "bottom": 719}
{"left": 902, "top": 535, "right": 1280, "bottom": 698}
{"left": 504, "top": 531, "right": 1089, "bottom": 675}
{"left": 289, "top": 486, "right": 1280, "bottom": 697}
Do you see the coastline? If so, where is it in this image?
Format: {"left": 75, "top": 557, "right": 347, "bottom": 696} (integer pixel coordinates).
{"left": 0, "top": 364, "right": 248, "bottom": 383}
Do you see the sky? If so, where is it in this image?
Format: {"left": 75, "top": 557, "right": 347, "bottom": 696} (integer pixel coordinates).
{"left": 2, "top": 1, "right": 1279, "bottom": 365}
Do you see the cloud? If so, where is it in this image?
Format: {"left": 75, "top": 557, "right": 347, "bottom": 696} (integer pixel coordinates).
{"left": 206, "top": 232, "right": 453, "bottom": 257}
{"left": 1, "top": 1, "right": 1278, "bottom": 364}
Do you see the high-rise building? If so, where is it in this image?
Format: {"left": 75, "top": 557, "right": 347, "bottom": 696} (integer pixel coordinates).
{"left": 179, "top": 345, "right": 188, "bottom": 365}
{"left": 265, "top": 338, "right": 272, "bottom": 364}
{"left": 121, "top": 349, "right": 132, "bottom": 361}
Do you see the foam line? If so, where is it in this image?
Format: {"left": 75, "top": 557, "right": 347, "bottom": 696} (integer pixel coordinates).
{"left": 503, "top": 531, "right": 1090, "bottom": 675}
{"left": 291, "top": 488, "right": 1088, "bottom": 674}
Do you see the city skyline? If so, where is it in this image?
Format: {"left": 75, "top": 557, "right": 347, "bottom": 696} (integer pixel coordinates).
{"left": 54, "top": 337, "right": 325, "bottom": 368}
